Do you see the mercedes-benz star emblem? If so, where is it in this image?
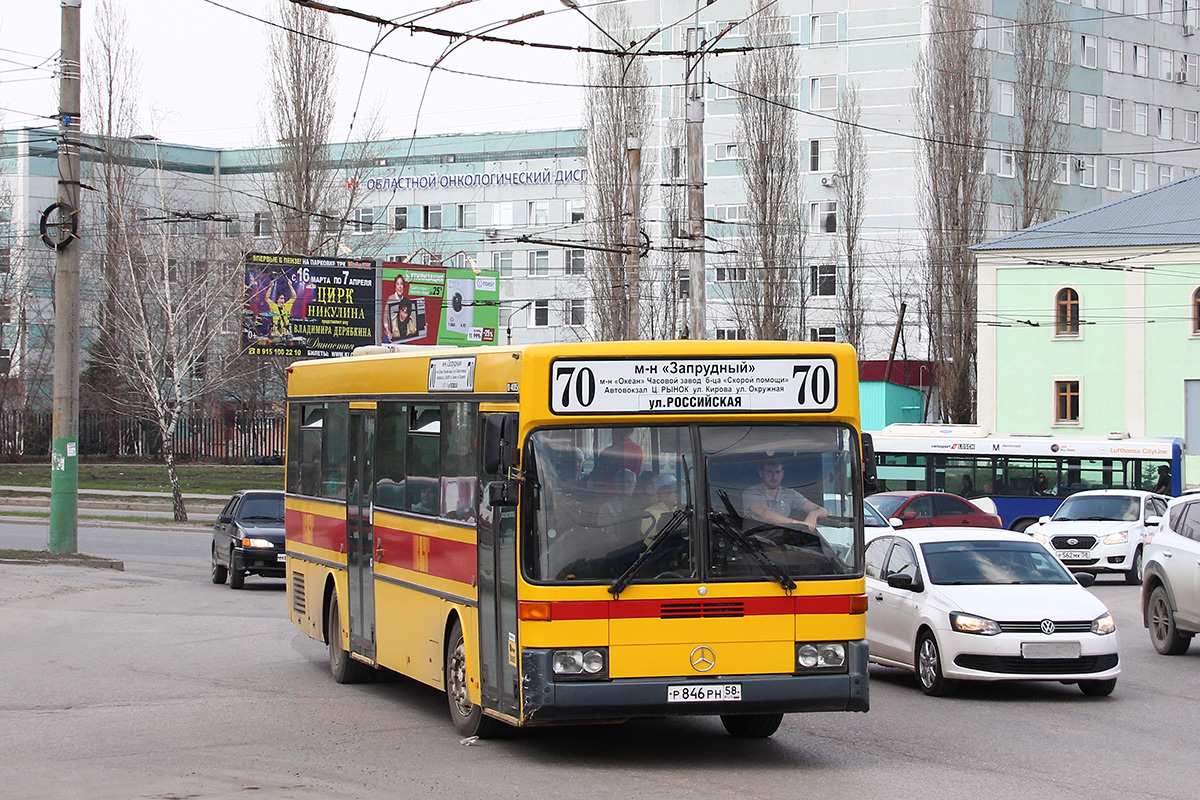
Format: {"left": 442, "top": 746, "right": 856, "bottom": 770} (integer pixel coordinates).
{"left": 690, "top": 646, "right": 715, "bottom": 672}
{"left": 1040, "top": 619, "right": 1056, "bottom": 635}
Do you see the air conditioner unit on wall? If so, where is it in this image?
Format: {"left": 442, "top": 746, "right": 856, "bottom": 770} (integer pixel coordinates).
{"left": 820, "top": 176, "right": 835, "bottom": 187}
{"left": 1072, "top": 157, "right": 1086, "bottom": 171}
{"left": 1184, "top": 24, "right": 1194, "bottom": 36}
{"left": 1177, "top": 71, "right": 1190, "bottom": 83}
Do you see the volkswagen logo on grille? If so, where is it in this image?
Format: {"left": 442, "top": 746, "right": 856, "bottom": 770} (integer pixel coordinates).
{"left": 1040, "top": 619, "right": 1056, "bottom": 635}
{"left": 1067, "top": 538, "right": 1079, "bottom": 546}
{"left": 690, "top": 646, "right": 715, "bottom": 672}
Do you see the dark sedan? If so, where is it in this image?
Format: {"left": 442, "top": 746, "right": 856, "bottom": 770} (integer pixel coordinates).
{"left": 211, "top": 490, "right": 286, "bottom": 589}
{"left": 869, "top": 491, "right": 1003, "bottom": 530}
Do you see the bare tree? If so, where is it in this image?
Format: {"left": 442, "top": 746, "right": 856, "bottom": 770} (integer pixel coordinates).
{"left": 91, "top": 151, "right": 247, "bottom": 520}
{"left": 582, "top": 4, "right": 652, "bottom": 341}
{"left": 913, "top": 0, "right": 990, "bottom": 424}
{"left": 730, "top": 0, "right": 803, "bottom": 341}
{"left": 262, "top": 0, "right": 340, "bottom": 257}
{"left": 644, "top": 119, "right": 688, "bottom": 340}
{"left": 834, "top": 81, "right": 869, "bottom": 358}
{"left": 1011, "top": 0, "right": 1071, "bottom": 229}
{"left": 84, "top": 0, "right": 143, "bottom": 455}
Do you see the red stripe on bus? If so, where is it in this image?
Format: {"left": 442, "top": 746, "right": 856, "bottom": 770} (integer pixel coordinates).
{"left": 374, "top": 526, "right": 476, "bottom": 586}
{"left": 547, "top": 595, "right": 857, "bottom": 620}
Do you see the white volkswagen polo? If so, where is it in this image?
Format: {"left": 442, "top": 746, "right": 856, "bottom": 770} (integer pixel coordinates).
{"left": 865, "top": 527, "right": 1120, "bottom": 697}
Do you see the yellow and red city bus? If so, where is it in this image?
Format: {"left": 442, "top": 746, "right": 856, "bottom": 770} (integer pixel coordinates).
{"left": 284, "top": 340, "right": 871, "bottom": 738}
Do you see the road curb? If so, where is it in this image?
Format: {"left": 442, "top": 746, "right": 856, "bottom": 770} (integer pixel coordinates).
{"left": 0, "top": 557, "right": 125, "bottom": 570}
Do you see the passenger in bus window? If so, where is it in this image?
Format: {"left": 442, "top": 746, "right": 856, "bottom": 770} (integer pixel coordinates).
{"left": 597, "top": 469, "right": 639, "bottom": 532}
{"left": 1033, "top": 472, "right": 1052, "bottom": 496}
{"left": 742, "top": 457, "right": 829, "bottom": 532}
{"left": 961, "top": 473, "right": 975, "bottom": 497}
{"left": 1153, "top": 465, "right": 1171, "bottom": 495}
{"left": 641, "top": 474, "right": 680, "bottom": 540}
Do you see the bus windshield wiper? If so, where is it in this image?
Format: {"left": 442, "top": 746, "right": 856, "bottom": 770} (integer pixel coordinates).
{"left": 608, "top": 507, "right": 691, "bottom": 599}
{"left": 710, "top": 513, "right": 796, "bottom": 592}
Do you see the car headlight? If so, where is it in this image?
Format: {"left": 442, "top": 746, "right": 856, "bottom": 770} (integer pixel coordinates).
{"left": 1092, "top": 612, "right": 1117, "bottom": 635}
{"left": 796, "top": 642, "right": 846, "bottom": 670}
{"left": 950, "top": 612, "right": 1002, "bottom": 636}
{"left": 551, "top": 647, "right": 607, "bottom": 679}
{"left": 1102, "top": 531, "right": 1129, "bottom": 545}
{"left": 240, "top": 537, "right": 275, "bottom": 548}
{"left": 1030, "top": 530, "right": 1049, "bottom": 544}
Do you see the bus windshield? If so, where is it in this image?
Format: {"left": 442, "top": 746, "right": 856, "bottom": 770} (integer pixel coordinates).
{"left": 525, "top": 424, "right": 862, "bottom": 585}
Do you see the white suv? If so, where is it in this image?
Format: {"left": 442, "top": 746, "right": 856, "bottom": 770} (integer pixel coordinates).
{"left": 1142, "top": 494, "right": 1200, "bottom": 654}
{"left": 1026, "top": 490, "right": 1168, "bottom": 585}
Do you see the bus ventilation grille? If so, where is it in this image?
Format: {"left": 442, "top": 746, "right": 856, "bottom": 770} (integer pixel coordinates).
{"left": 292, "top": 572, "right": 306, "bottom": 616}
{"left": 660, "top": 601, "right": 745, "bottom": 619}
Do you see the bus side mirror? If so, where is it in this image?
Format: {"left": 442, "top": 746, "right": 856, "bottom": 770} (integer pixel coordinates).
{"left": 483, "top": 413, "right": 515, "bottom": 475}
{"left": 861, "top": 433, "right": 878, "bottom": 494}
{"left": 488, "top": 479, "right": 519, "bottom": 507}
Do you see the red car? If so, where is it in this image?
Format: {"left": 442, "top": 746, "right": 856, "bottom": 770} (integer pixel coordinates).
{"left": 868, "top": 491, "right": 1003, "bottom": 530}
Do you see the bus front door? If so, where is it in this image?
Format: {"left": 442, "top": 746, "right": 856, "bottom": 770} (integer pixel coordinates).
{"left": 477, "top": 412, "right": 521, "bottom": 720}
{"left": 347, "top": 410, "right": 376, "bottom": 662}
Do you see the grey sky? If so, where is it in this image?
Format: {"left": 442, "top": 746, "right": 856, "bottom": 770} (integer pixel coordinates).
{"left": 0, "top": 0, "right": 588, "bottom": 148}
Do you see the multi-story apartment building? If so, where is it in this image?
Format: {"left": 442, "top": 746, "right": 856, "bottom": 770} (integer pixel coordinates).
{"left": 626, "top": 0, "right": 1200, "bottom": 359}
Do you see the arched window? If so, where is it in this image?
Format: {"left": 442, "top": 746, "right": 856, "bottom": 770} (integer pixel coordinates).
{"left": 1055, "top": 288, "right": 1080, "bottom": 336}
{"left": 1193, "top": 288, "right": 1200, "bottom": 335}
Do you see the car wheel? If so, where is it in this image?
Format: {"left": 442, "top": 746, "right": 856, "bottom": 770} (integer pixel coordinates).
{"left": 916, "top": 632, "right": 957, "bottom": 697}
{"left": 445, "top": 618, "right": 505, "bottom": 738}
{"left": 1147, "top": 585, "right": 1192, "bottom": 655}
{"left": 210, "top": 544, "right": 227, "bottom": 585}
{"left": 327, "top": 592, "right": 371, "bottom": 684}
{"left": 228, "top": 550, "right": 245, "bottom": 590}
{"left": 721, "top": 713, "right": 784, "bottom": 738}
{"left": 1124, "top": 547, "right": 1143, "bottom": 585}
{"left": 1079, "top": 677, "right": 1117, "bottom": 697}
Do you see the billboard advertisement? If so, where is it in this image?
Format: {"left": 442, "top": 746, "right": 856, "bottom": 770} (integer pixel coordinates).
{"left": 381, "top": 263, "right": 500, "bottom": 347}
{"left": 243, "top": 252, "right": 376, "bottom": 358}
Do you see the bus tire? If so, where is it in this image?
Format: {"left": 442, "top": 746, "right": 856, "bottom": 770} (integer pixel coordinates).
{"left": 721, "top": 713, "right": 784, "bottom": 738}
{"left": 327, "top": 592, "right": 371, "bottom": 684}
{"left": 445, "top": 618, "right": 506, "bottom": 738}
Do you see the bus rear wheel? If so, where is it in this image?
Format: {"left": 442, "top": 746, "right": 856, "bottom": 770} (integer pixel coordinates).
{"left": 721, "top": 713, "right": 783, "bottom": 738}
{"left": 445, "top": 618, "right": 506, "bottom": 738}
{"left": 327, "top": 592, "right": 372, "bottom": 684}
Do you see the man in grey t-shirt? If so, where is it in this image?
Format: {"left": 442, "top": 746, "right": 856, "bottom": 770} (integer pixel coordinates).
{"left": 742, "top": 457, "right": 828, "bottom": 532}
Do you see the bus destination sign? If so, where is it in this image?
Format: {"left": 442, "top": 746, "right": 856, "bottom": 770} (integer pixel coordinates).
{"left": 549, "top": 357, "right": 838, "bottom": 415}
{"left": 428, "top": 356, "right": 476, "bottom": 392}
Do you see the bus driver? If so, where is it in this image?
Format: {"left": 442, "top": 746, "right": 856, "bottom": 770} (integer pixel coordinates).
{"left": 742, "top": 457, "right": 829, "bottom": 533}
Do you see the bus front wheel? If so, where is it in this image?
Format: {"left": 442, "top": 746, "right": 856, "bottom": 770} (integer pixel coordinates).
{"left": 721, "top": 713, "right": 783, "bottom": 738}
{"left": 445, "top": 618, "right": 506, "bottom": 738}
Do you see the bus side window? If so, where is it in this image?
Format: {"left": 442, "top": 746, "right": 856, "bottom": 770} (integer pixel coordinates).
{"left": 406, "top": 405, "right": 441, "bottom": 515}
{"left": 375, "top": 402, "right": 408, "bottom": 511}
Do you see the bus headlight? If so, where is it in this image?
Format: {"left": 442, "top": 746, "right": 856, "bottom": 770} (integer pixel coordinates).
{"left": 551, "top": 647, "right": 608, "bottom": 679}
{"left": 796, "top": 642, "right": 846, "bottom": 671}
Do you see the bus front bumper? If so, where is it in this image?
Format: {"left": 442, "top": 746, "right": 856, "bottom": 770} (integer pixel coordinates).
{"left": 520, "top": 641, "right": 869, "bottom": 723}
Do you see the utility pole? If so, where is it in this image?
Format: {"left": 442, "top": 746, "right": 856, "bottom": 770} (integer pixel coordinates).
{"left": 49, "top": 0, "right": 83, "bottom": 554}
{"left": 626, "top": 135, "right": 641, "bottom": 340}
{"left": 685, "top": 19, "right": 706, "bottom": 339}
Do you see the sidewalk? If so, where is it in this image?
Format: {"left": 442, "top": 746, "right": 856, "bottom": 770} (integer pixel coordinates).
{"left": 0, "top": 484, "right": 226, "bottom": 527}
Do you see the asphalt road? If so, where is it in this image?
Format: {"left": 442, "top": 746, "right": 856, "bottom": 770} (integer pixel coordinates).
{"left": 2, "top": 519, "right": 1198, "bottom": 799}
